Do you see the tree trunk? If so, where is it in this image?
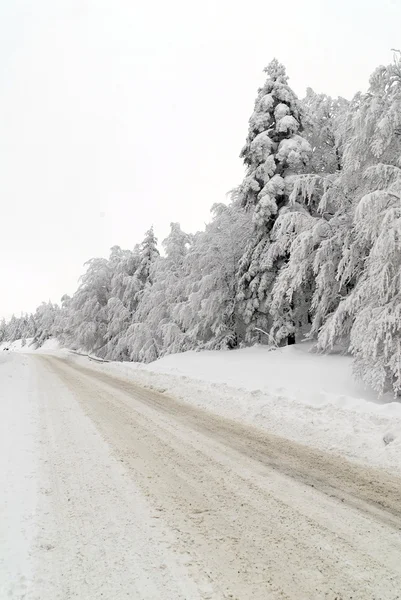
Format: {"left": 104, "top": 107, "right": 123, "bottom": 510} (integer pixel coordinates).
{"left": 288, "top": 299, "right": 296, "bottom": 345}
{"left": 287, "top": 333, "right": 296, "bottom": 345}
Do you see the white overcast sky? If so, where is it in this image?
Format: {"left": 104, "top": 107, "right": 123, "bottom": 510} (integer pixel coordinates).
{"left": 0, "top": 0, "right": 400, "bottom": 319}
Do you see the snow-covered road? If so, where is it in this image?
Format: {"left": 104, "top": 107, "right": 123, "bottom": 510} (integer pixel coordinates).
{"left": 2, "top": 352, "right": 401, "bottom": 599}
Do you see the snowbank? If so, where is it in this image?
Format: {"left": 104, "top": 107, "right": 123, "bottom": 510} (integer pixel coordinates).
{"left": 36, "top": 338, "right": 61, "bottom": 352}
{"left": 67, "top": 343, "right": 401, "bottom": 474}
{"left": 0, "top": 338, "right": 34, "bottom": 352}
{"left": 0, "top": 338, "right": 61, "bottom": 353}
{"left": 141, "top": 343, "right": 389, "bottom": 404}
{"left": 4, "top": 338, "right": 401, "bottom": 473}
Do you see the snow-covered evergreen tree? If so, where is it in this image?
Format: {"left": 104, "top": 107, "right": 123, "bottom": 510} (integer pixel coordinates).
{"left": 302, "top": 88, "right": 349, "bottom": 175}
{"left": 67, "top": 258, "right": 112, "bottom": 354}
{"left": 5, "top": 315, "right": 21, "bottom": 342}
{"left": 317, "top": 54, "right": 401, "bottom": 393}
{"left": 54, "top": 294, "right": 73, "bottom": 346}
{"left": 130, "top": 224, "right": 189, "bottom": 361}
{"left": 177, "top": 202, "right": 252, "bottom": 349}
{"left": 348, "top": 166, "right": 401, "bottom": 393}
{"left": 148, "top": 222, "right": 190, "bottom": 356}
{"left": 104, "top": 246, "right": 137, "bottom": 360}
{"left": 0, "top": 318, "right": 6, "bottom": 343}
{"left": 32, "top": 302, "right": 60, "bottom": 347}
{"left": 114, "top": 224, "right": 189, "bottom": 362}
{"left": 268, "top": 85, "right": 354, "bottom": 345}
{"left": 114, "top": 228, "right": 160, "bottom": 361}
{"left": 119, "top": 228, "right": 159, "bottom": 322}
{"left": 135, "top": 227, "right": 159, "bottom": 287}
{"left": 236, "top": 59, "right": 311, "bottom": 343}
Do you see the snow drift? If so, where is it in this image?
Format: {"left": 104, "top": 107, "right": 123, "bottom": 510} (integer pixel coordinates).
{"left": 61, "top": 342, "right": 401, "bottom": 475}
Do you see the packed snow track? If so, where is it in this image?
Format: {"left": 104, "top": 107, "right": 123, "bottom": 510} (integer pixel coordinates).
{"left": 2, "top": 353, "right": 401, "bottom": 600}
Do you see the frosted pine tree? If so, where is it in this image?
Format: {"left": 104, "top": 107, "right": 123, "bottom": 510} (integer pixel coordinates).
{"left": 178, "top": 202, "right": 252, "bottom": 349}
{"left": 54, "top": 294, "right": 72, "bottom": 345}
{"left": 27, "top": 314, "right": 37, "bottom": 339}
{"left": 0, "top": 318, "right": 6, "bottom": 343}
{"left": 348, "top": 165, "right": 401, "bottom": 393}
{"left": 5, "top": 315, "right": 22, "bottom": 342}
{"left": 236, "top": 59, "right": 311, "bottom": 343}
{"left": 134, "top": 227, "right": 160, "bottom": 288}
{"left": 126, "top": 223, "right": 191, "bottom": 362}
{"left": 103, "top": 246, "right": 135, "bottom": 360}
{"left": 241, "top": 73, "right": 350, "bottom": 346}
{"left": 268, "top": 92, "right": 351, "bottom": 345}
{"left": 103, "top": 231, "right": 159, "bottom": 361}
{"left": 117, "top": 227, "right": 160, "bottom": 361}
{"left": 317, "top": 54, "right": 401, "bottom": 393}
{"left": 67, "top": 257, "right": 112, "bottom": 354}
{"left": 18, "top": 314, "right": 29, "bottom": 346}
{"left": 254, "top": 78, "right": 350, "bottom": 346}
{"left": 127, "top": 226, "right": 160, "bottom": 318}
{"left": 118, "top": 246, "right": 141, "bottom": 318}
{"left": 31, "top": 302, "right": 60, "bottom": 347}
{"left": 153, "top": 222, "right": 190, "bottom": 356}
{"left": 302, "top": 88, "right": 349, "bottom": 175}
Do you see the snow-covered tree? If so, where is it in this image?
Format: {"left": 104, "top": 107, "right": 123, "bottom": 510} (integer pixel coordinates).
{"left": 32, "top": 302, "right": 60, "bottom": 347}
{"left": 268, "top": 80, "right": 368, "bottom": 346}
{"left": 26, "top": 314, "right": 37, "bottom": 339}
{"left": 236, "top": 59, "right": 311, "bottom": 343}
{"left": 118, "top": 228, "right": 159, "bottom": 321}
{"left": 5, "top": 315, "right": 21, "bottom": 342}
{"left": 110, "top": 228, "right": 160, "bottom": 361}
{"left": 177, "top": 202, "right": 252, "bottom": 349}
{"left": 135, "top": 227, "right": 159, "bottom": 287}
{"left": 54, "top": 294, "right": 72, "bottom": 345}
{"left": 302, "top": 88, "right": 349, "bottom": 175}
{"left": 348, "top": 166, "right": 401, "bottom": 393}
{"left": 120, "top": 224, "right": 188, "bottom": 362}
{"left": 316, "top": 54, "right": 401, "bottom": 393}
{"left": 66, "top": 258, "right": 112, "bottom": 354}
{"left": 0, "top": 318, "right": 6, "bottom": 343}
{"left": 104, "top": 246, "right": 138, "bottom": 360}
{"left": 317, "top": 165, "right": 401, "bottom": 393}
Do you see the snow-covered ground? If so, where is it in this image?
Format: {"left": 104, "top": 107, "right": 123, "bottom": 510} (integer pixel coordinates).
{"left": 3, "top": 338, "right": 401, "bottom": 473}
{"left": 0, "top": 352, "right": 39, "bottom": 599}
{"left": 0, "top": 338, "right": 59, "bottom": 353}
{"left": 2, "top": 350, "right": 401, "bottom": 599}
{"left": 59, "top": 343, "right": 401, "bottom": 474}
{"left": 0, "top": 352, "right": 216, "bottom": 599}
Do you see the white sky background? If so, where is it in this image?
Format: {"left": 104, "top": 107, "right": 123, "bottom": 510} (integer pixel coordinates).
{"left": 0, "top": 0, "right": 400, "bottom": 319}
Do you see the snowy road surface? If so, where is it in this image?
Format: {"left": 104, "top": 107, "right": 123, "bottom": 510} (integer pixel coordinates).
{"left": 2, "top": 353, "right": 401, "bottom": 599}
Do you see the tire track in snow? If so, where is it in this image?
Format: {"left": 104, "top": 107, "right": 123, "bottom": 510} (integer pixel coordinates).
{"left": 35, "top": 354, "right": 401, "bottom": 600}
